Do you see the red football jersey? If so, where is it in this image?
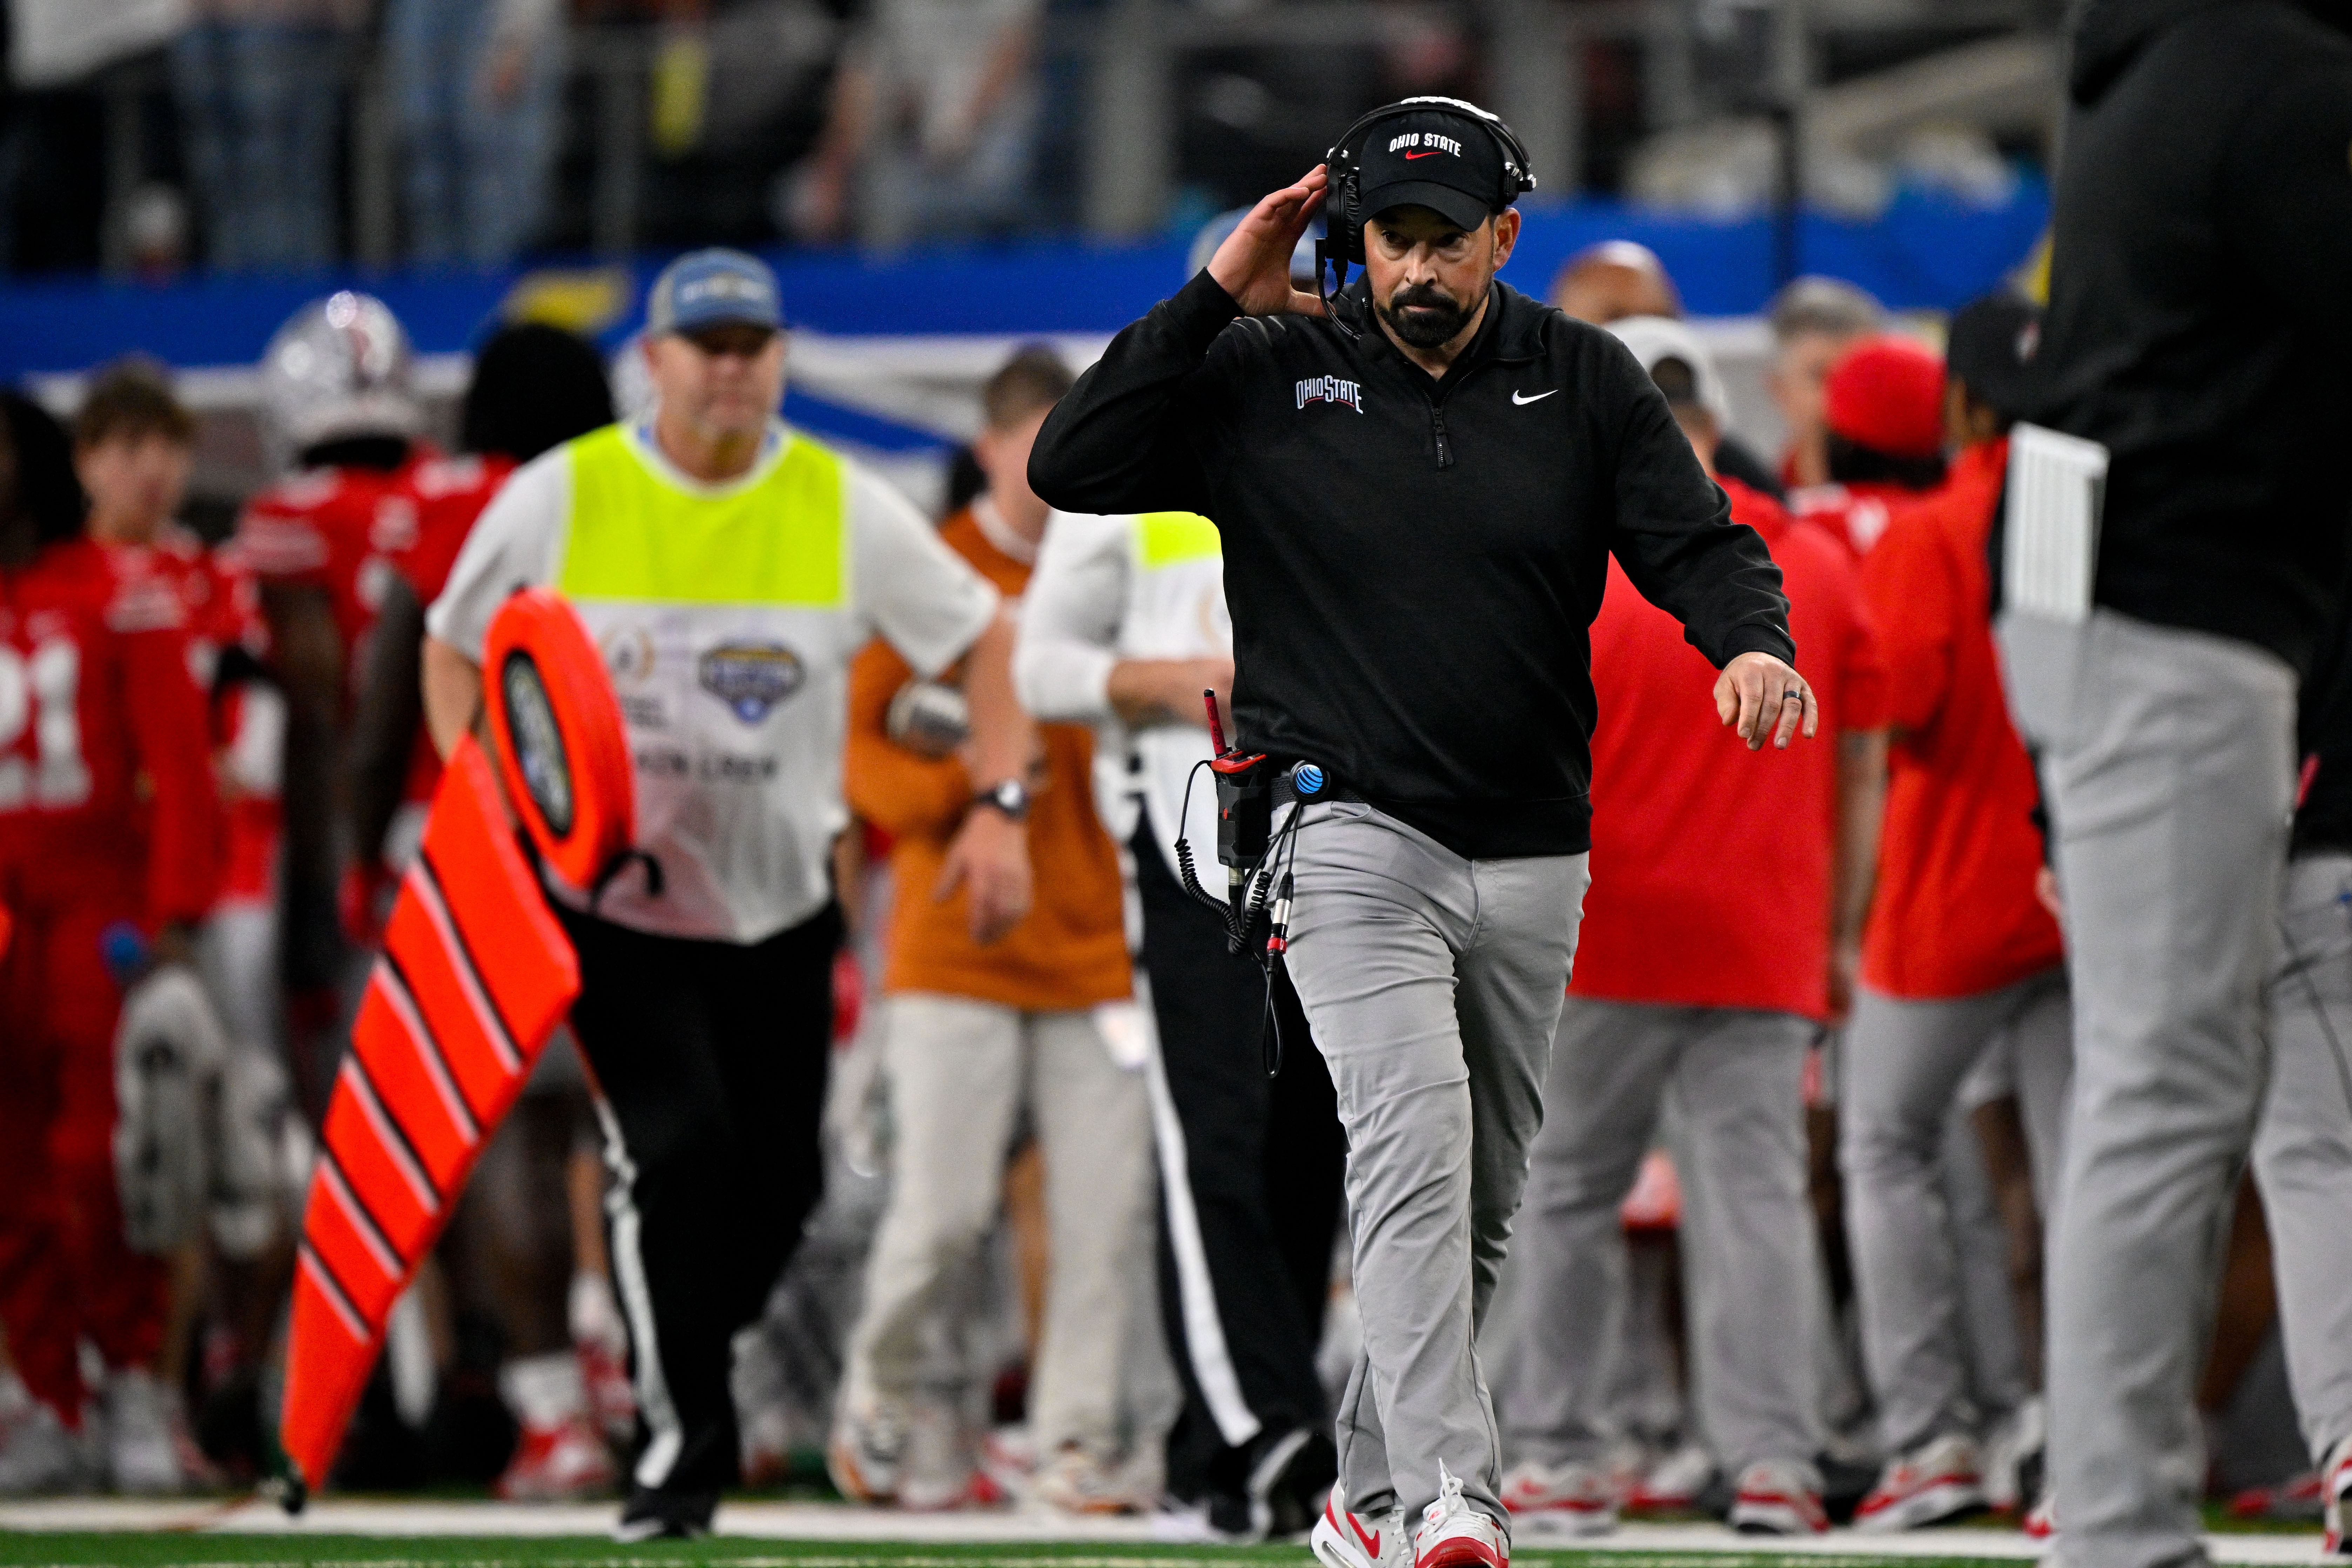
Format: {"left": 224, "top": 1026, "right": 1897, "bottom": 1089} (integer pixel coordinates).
{"left": 1570, "top": 478, "right": 1889, "bottom": 1021}
{"left": 397, "top": 453, "right": 512, "bottom": 608}
{"left": 391, "top": 452, "right": 513, "bottom": 805}
{"left": 120, "top": 529, "right": 281, "bottom": 907}
{"left": 0, "top": 537, "right": 220, "bottom": 926}
{"left": 1860, "top": 438, "right": 2065, "bottom": 998}
{"left": 234, "top": 449, "right": 440, "bottom": 702}
{"left": 1789, "top": 478, "right": 1933, "bottom": 558}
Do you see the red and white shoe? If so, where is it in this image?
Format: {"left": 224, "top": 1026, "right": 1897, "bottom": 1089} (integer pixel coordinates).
{"left": 496, "top": 1413, "right": 616, "bottom": 1501}
{"left": 1625, "top": 1442, "right": 1714, "bottom": 1515}
{"left": 1311, "top": 1483, "right": 1401, "bottom": 1568}
{"left": 1413, "top": 1462, "right": 1507, "bottom": 1568}
{"left": 2322, "top": 1435, "right": 2352, "bottom": 1559}
{"left": 1853, "top": 1433, "right": 1987, "bottom": 1533}
{"left": 1499, "top": 1459, "right": 1615, "bottom": 1536}
{"left": 1728, "top": 1459, "right": 1828, "bottom": 1535}
{"left": 2023, "top": 1489, "right": 2055, "bottom": 1541}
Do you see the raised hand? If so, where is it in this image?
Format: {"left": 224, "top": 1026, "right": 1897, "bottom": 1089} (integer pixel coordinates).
{"left": 1207, "top": 166, "right": 1332, "bottom": 318}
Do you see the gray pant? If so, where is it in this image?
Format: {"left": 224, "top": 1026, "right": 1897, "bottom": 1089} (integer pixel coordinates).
{"left": 1841, "top": 971, "right": 2071, "bottom": 1454}
{"left": 1280, "top": 801, "right": 1590, "bottom": 1528}
{"left": 843, "top": 995, "right": 1158, "bottom": 1456}
{"left": 2254, "top": 853, "right": 2352, "bottom": 1468}
{"left": 2002, "top": 608, "right": 2297, "bottom": 1568}
{"left": 1501, "top": 1000, "right": 1824, "bottom": 1475}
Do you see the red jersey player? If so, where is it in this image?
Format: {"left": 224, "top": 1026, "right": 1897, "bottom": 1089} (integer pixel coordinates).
{"left": 345, "top": 322, "right": 614, "bottom": 932}
{"left": 234, "top": 292, "right": 430, "bottom": 1109}
{"left": 0, "top": 391, "right": 219, "bottom": 1495}
{"left": 71, "top": 366, "right": 296, "bottom": 1486}
{"left": 1788, "top": 335, "right": 1949, "bottom": 558}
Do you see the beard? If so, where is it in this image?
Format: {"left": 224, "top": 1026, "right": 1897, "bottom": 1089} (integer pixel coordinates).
{"left": 1376, "top": 282, "right": 1477, "bottom": 349}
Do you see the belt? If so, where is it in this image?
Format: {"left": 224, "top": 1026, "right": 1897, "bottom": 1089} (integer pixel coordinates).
{"left": 1269, "top": 759, "right": 1360, "bottom": 809}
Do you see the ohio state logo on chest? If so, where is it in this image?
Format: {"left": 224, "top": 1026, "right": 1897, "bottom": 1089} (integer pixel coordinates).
{"left": 1297, "top": 375, "right": 1364, "bottom": 412}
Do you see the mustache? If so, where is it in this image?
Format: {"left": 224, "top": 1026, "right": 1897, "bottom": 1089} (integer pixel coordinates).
{"left": 1387, "top": 283, "right": 1464, "bottom": 313}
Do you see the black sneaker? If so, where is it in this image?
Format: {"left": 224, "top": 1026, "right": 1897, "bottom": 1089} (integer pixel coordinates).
{"left": 613, "top": 1486, "right": 718, "bottom": 1541}
{"left": 1207, "top": 1489, "right": 1256, "bottom": 1539}
{"left": 1250, "top": 1428, "right": 1339, "bottom": 1540}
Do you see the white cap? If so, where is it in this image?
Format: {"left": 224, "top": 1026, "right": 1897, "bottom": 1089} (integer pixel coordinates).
{"left": 261, "top": 291, "right": 421, "bottom": 458}
{"left": 1605, "top": 314, "right": 1730, "bottom": 429}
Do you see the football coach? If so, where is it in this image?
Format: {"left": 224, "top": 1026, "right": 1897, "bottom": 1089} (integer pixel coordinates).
{"left": 1029, "top": 97, "right": 1811, "bottom": 1568}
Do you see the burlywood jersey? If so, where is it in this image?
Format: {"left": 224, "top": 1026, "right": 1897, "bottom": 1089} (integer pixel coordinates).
{"left": 425, "top": 419, "right": 997, "bottom": 943}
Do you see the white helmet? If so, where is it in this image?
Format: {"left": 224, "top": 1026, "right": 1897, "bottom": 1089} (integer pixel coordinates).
{"left": 261, "top": 291, "right": 421, "bottom": 457}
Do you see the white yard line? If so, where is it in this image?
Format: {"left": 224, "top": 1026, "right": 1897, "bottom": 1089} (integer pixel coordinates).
{"left": 0, "top": 1501, "right": 2327, "bottom": 1567}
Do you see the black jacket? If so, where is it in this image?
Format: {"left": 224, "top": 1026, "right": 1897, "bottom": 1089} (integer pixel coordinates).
{"left": 2028, "top": 0, "right": 2352, "bottom": 673}
{"left": 1029, "top": 271, "right": 1793, "bottom": 859}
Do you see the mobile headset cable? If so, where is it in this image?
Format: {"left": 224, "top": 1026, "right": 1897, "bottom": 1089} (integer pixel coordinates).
{"left": 1313, "top": 96, "right": 1540, "bottom": 336}
{"left": 1171, "top": 755, "right": 1310, "bottom": 1075}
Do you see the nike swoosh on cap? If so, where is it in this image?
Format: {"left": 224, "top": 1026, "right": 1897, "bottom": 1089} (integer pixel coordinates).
{"left": 1403, "top": 150, "right": 1445, "bottom": 160}
{"left": 1512, "top": 389, "right": 1557, "bottom": 405}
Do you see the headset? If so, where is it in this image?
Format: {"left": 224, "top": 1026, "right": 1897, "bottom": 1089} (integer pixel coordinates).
{"left": 1315, "top": 95, "right": 1538, "bottom": 325}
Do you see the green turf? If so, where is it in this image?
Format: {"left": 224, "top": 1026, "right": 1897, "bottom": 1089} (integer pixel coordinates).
{"left": 0, "top": 1544, "right": 2040, "bottom": 1568}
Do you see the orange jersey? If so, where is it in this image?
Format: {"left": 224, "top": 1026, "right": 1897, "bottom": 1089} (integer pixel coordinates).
{"left": 846, "top": 507, "right": 1130, "bottom": 1013}
{"left": 0, "top": 538, "right": 220, "bottom": 927}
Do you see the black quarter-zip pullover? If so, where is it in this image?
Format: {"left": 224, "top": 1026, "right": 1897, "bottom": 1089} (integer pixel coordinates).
{"left": 1029, "top": 269, "right": 1794, "bottom": 859}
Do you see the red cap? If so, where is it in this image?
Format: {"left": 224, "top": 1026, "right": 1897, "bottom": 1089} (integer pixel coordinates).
{"left": 1824, "top": 335, "right": 1947, "bottom": 460}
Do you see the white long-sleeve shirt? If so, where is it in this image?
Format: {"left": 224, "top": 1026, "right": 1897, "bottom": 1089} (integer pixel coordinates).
{"left": 1015, "top": 509, "right": 1229, "bottom": 896}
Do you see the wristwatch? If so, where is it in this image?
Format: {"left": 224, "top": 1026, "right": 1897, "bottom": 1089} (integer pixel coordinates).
{"left": 972, "top": 778, "right": 1030, "bottom": 822}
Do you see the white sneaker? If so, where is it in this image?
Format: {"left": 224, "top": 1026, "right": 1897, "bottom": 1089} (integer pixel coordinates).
{"left": 101, "top": 1368, "right": 184, "bottom": 1496}
{"left": 1853, "top": 1432, "right": 1987, "bottom": 1532}
{"left": 2323, "top": 1436, "right": 2352, "bottom": 1560}
{"left": 1626, "top": 1440, "right": 1715, "bottom": 1513}
{"left": 1499, "top": 1459, "right": 1615, "bottom": 1536}
{"left": 826, "top": 1395, "right": 909, "bottom": 1505}
{"left": 0, "top": 1402, "right": 92, "bottom": 1495}
{"left": 1311, "top": 1483, "right": 1403, "bottom": 1568}
{"left": 1034, "top": 1444, "right": 1141, "bottom": 1515}
{"left": 1984, "top": 1396, "right": 2046, "bottom": 1512}
{"left": 497, "top": 1413, "right": 615, "bottom": 1501}
{"left": 1413, "top": 1461, "right": 1507, "bottom": 1568}
{"left": 1727, "top": 1458, "right": 1827, "bottom": 1535}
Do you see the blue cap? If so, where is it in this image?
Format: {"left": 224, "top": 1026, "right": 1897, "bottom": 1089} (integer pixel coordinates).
{"left": 646, "top": 248, "right": 782, "bottom": 337}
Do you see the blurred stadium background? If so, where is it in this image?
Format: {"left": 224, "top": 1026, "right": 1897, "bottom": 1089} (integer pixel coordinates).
{"left": 1, "top": 0, "right": 2056, "bottom": 514}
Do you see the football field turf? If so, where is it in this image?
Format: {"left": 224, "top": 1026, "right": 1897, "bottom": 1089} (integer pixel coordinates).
{"left": 0, "top": 1503, "right": 2327, "bottom": 1568}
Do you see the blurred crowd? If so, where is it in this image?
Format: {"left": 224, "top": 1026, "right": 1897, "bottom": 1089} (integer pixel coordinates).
{"left": 0, "top": 237, "right": 2322, "bottom": 1539}
{"left": 3, "top": 0, "right": 1065, "bottom": 275}
{"left": 1, "top": 0, "right": 1506, "bottom": 276}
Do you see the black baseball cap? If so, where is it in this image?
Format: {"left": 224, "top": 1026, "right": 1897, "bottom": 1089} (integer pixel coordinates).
{"left": 1355, "top": 103, "right": 1514, "bottom": 233}
{"left": 1944, "top": 292, "right": 2042, "bottom": 422}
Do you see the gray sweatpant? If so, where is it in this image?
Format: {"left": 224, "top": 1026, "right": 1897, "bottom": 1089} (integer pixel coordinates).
{"left": 2254, "top": 852, "right": 2352, "bottom": 1468}
{"left": 1840, "top": 970, "right": 2071, "bottom": 1454}
{"left": 1500, "top": 1000, "right": 1824, "bottom": 1475}
{"left": 842, "top": 995, "right": 1158, "bottom": 1457}
{"left": 2001, "top": 608, "right": 2297, "bottom": 1568}
{"left": 1279, "top": 801, "right": 1590, "bottom": 1529}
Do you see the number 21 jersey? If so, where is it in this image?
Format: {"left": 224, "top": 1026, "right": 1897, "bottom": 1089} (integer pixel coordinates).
{"left": 0, "top": 536, "right": 220, "bottom": 924}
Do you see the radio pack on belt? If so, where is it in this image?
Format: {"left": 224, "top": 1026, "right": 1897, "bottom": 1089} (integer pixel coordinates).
{"left": 1178, "top": 691, "right": 1333, "bottom": 1075}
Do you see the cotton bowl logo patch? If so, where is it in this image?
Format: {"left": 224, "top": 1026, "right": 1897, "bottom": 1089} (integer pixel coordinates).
{"left": 698, "top": 642, "right": 804, "bottom": 722}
